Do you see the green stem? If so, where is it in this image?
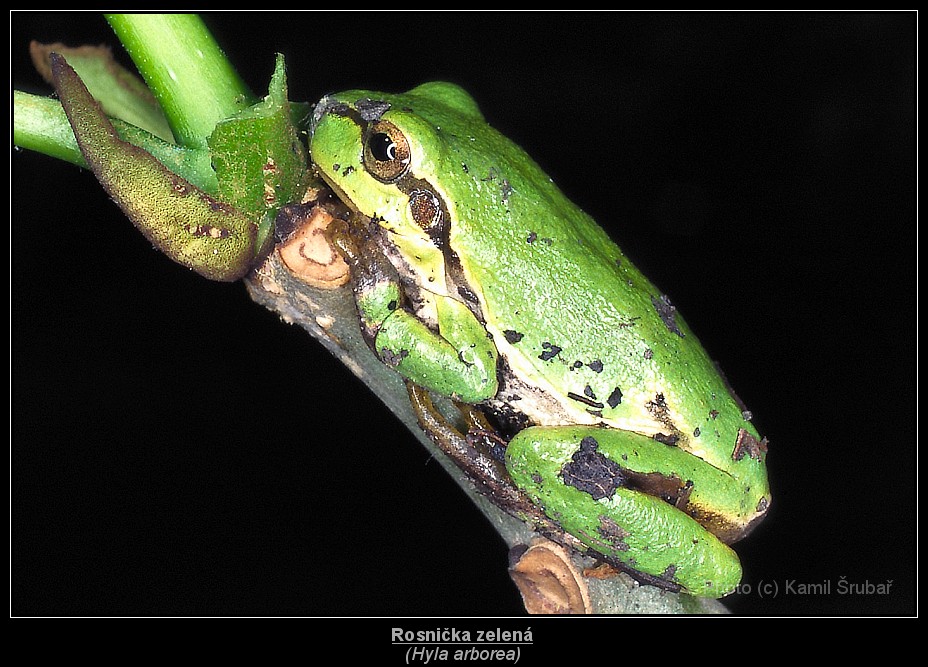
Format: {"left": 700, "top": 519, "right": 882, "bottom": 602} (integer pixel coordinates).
{"left": 105, "top": 13, "right": 255, "bottom": 149}
{"left": 13, "top": 90, "right": 219, "bottom": 192}
{"left": 13, "top": 91, "right": 85, "bottom": 166}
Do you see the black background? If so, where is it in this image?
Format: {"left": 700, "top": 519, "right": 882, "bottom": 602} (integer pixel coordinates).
{"left": 12, "top": 12, "right": 916, "bottom": 617}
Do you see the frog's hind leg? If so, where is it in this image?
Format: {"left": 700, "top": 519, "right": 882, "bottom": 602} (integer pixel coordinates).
{"left": 406, "top": 384, "right": 686, "bottom": 595}
{"left": 505, "top": 425, "right": 743, "bottom": 598}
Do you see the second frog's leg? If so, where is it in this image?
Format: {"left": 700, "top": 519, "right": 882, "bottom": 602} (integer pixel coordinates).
{"left": 328, "top": 216, "right": 498, "bottom": 404}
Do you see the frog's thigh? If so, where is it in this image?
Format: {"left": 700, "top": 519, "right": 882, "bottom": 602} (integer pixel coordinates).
{"left": 505, "top": 425, "right": 742, "bottom": 597}
{"left": 376, "top": 293, "right": 497, "bottom": 403}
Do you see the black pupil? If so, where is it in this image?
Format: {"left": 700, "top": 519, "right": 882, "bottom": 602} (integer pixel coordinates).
{"left": 369, "top": 133, "right": 396, "bottom": 162}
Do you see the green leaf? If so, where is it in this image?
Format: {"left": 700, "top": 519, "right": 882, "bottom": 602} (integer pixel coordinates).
{"left": 208, "top": 53, "right": 309, "bottom": 218}
{"left": 208, "top": 53, "right": 310, "bottom": 246}
{"left": 51, "top": 53, "right": 259, "bottom": 282}
{"left": 29, "top": 40, "right": 174, "bottom": 142}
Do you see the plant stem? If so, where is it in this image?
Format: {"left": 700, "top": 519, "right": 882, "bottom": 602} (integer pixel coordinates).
{"left": 13, "top": 90, "right": 219, "bottom": 192}
{"left": 13, "top": 91, "right": 85, "bottom": 166}
{"left": 105, "top": 13, "right": 255, "bottom": 149}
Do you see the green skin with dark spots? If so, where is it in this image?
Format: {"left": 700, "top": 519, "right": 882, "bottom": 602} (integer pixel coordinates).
{"left": 310, "top": 82, "right": 770, "bottom": 597}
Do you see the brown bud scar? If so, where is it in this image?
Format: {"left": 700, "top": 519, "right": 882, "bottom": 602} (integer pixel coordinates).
{"left": 276, "top": 205, "right": 350, "bottom": 289}
{"left": 508, "top": 539, "right": 592, "bottom": 615}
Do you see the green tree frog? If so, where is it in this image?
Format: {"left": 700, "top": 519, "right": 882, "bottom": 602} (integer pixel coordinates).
{"left": 308, "top": 82, "right": 770, "bottom": 598}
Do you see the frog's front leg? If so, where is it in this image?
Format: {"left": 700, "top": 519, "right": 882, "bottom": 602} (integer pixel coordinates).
{"left": 327, "top": 216, "right": 498, "bottom": 403}
{"left": 505, "top": 426, "right": 747, "bottom": 598}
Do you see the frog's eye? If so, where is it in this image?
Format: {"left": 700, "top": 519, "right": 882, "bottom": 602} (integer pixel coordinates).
{"left": 363, "top": 121, "right": 411, "bottom": 183}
